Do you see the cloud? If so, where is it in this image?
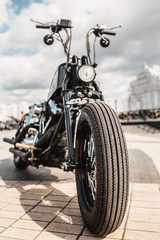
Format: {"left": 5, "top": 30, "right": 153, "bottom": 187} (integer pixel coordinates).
{"left": 0, "top": 0, "right": 160, "bottom": 108}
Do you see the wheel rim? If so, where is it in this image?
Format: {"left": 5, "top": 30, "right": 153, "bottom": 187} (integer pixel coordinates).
{"left": 87, "top": 135, "right": 96, "bottom": 201}
{"left": 80, "top": 130, "right": 97, "bottom": 208}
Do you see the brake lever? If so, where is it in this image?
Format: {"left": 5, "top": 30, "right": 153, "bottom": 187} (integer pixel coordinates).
{"left": 31, "top": 19, "right": 49, "bottom": 26}
{"left": 107, "top": 24, "right": 123, "bottom": 30}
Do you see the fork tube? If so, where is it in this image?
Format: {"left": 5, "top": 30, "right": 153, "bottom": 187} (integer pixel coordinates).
{"left": 63, "top": 78, "right": 74, "bottom": 162}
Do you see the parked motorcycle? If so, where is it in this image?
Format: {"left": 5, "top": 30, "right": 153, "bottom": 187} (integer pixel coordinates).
{"left": 4, "top": 19, "right": 129, "bottom": 236}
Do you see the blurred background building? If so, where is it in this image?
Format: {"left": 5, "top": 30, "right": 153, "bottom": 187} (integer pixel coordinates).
{"left": 1, "top": 64, "right": 160, "bottom": 121}
{"left": 0, "top": 102, "right": 29, "bottom": 121}
{"left": 128, "top": 64, "right": 160, "bottom": 111}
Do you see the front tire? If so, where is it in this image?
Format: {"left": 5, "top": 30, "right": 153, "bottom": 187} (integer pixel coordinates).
{"left": 75, "top": 102, "right": 129, "bottom": 236}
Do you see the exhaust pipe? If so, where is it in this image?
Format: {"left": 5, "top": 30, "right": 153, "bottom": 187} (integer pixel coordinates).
{"left": 9, "top": 148, "right": 30, "bottom": 161}
{"left": 3, "top": 138, "right": 15, "bottom": 145}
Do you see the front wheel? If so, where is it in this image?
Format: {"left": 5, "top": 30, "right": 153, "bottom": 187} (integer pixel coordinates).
{"left": 75, "top": 102, "right": 129, "bottom": 236}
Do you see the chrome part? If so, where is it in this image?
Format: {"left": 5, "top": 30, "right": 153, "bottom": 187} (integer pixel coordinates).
{"left": 87, "top": 135, "right": 96, "bottom": 200}
{"left": 86, "top": 28, "right": 95, "bottom": 56}
{"left": 42, "top": 116, "right": 52, "bottom": 134}
{"left": 15, "top": 143, "right": 35, "bottom": 150}
{"left": 28, "top": 128, "right": 38, "bottom": 136}
{"left": 88, "top": 91, "right": 92, "bottom": 97}
{"left": 30, "top": 104, "right": 42, "bottom": 116}
{"left": 77, "top": 91, "right": 84, "bottom": 98}
{"left": 30, "top": 19, "right": 53, "bottom": 26}
{"left": 78, "top": 65, "right": 96, "bottom": 83}
{"left": 28, "top": 127, "right": 38, "bottom": 145}
{"left": 107, "top": 24, "right": 123, "bottom": 30}
{"left": 73, "top": 112, "right": 81, "bottom": 149}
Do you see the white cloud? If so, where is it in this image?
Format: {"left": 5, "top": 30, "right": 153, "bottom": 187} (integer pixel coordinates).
{"left": 0, "top": 0, "right": 12, "bottom": 28}
{"left": 0, "top": 0, "right": 160, "bottom": 112}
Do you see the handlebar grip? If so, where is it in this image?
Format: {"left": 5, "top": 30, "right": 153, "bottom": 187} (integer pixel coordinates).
{"left": 36, "top": 25, "right": 50, "bottom": 29}
{"left": 102, "top": 31, "right": 116, "bottom": 36}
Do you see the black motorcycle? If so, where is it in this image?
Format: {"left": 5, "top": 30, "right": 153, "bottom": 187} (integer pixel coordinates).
{"left": 4, "top": 19, "right": 129, "bottom": 236}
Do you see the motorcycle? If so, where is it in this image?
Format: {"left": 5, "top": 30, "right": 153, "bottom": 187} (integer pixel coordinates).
{"left": 4, "top": 19, "right": 129, "bottom": 236}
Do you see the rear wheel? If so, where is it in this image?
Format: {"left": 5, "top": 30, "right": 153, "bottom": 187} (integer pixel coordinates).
{"left": 75, "top": 102, "right": 129, "bottom": 236}
{"left": 14, "top": 155, "right": 28, "bottom": 169}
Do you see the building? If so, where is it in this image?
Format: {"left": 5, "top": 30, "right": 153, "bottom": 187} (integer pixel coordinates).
{"left": 0, "top": 102, "right": 29, "bottom": 121}
{"left": 128, "top": 64, "right": 160, "bottom": 111}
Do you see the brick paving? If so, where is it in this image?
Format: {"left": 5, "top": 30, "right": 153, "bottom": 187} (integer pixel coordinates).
{"left": 0, "top": 128, "right": 159, "bottom": 239}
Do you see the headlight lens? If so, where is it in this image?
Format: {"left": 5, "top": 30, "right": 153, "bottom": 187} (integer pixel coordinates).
{"left": 78, "top": 65, "right": 96, "bottom": 83}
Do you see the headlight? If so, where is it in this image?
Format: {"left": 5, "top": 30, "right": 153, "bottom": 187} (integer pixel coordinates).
{"left": 78, "top": 65, "right": 96, "bottom": 83}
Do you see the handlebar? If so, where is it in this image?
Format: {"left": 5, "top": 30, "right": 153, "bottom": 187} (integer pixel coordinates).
{"left": 32, "top": 19, "right": 72, "bottom": 58}
{"left": 34, "top": 19, "right": 72, "bottom": 31}
{"left": 32, "top": 19, "right": 122, "bottom": 64}
{"left": 102, "top": 31, "right": 116, "bottom": 36}
{"left": 86, "top": 24, "right": 122, "bottom": 64}
{"left": 36, "top": 25, "right": 50, "bottom": 29}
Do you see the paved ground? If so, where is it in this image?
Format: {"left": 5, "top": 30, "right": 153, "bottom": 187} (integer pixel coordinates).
{"left": 0, "top": 127, "right": 160, "bottom": 240}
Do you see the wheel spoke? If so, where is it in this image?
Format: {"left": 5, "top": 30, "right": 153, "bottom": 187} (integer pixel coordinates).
{"left": 87, "top": 135, "right": 96, "bottom": 201}
{"left": 88, "top": 173, "right": 96, "bottom": 200}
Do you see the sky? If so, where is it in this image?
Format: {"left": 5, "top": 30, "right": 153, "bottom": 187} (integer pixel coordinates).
{"left": 0, "top": 0, "right": 160, "bottom": 107}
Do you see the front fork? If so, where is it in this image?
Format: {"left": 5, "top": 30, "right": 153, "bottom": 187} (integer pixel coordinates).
{"left": 62, "top": 79, "right": 80, "bottom": 171}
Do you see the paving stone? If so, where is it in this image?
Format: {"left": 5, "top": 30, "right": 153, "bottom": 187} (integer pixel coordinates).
{"left": 0, "top": 227, "right": 40, "bottom": 240}
{"left": 46, "top": 222, "right": 83, "bottom": 235}
{"left": 1, "top": 128, "right": 160, "bottom": 239}
{"left": 66, "top": 202, "right": 79, "bottom": 209}
{"left": 20, "top": 193, "right": 45, "bottom": 200}
{"left": 0, "top": 218, "right": 16, "bottom": 227}
{"left": 62, "top": 208, "right": 81, "bottom": 217}
{"left": 123, "top": 230, "right": 160, "bottom": 240}
{"left": 0, "top": 203, "right": 8, "bottom": 209}
{"left": 38, "top": 199, "right": 67, "bottom": 208}
{"left": 129, "top": 206, "right": 160, "bottom": 216}
{"left": 0, "top": 196, "right": 16, "bottom": 204}
{"left": 0, "top": 187, "right": 7, "bottom": 192}
{"left": 70, "top": 196, "right": 78, "bottom": 203}
{"left": 11, "top": 198, "right": 40, "bottom": 206}
{"left": 2, "top": 204, "right": 32, "bottom": 212}
{"left": 12, "top": 219, "right": 48, "bottom": 230}
{"left": 79, "top": 236, "right": 120, "bottom": 240}
{"left": 30, "top": 206, "right": 61, "bottom": 214}
{"left": 4, "top": 187, "right": 25, "bottom": 194}
{"left": 1, "top": 192, "right": 20, "bottom": 198}
{"left": 0, "top": 211, "right": 24, "bottom": 219}
{"left": 50, "top": 190, "right": 74, "bottom": 197}
{"left": 132, "top": 183, "right": 159, "bottom": 191}
{"left": 151, "top": 178, "right": 160, "bottom": 183}
{"left": 22, "top": 212, "right": 54, "bottom": 222}
{"left": 35, "top": 231, "right": 77, "bottom": 240}
{"left": 128, "top": 212, "right": 160, "bottom": 223}
{"left": 0, "top": 180, "right": 19, "bottom": 187}
{"left": 131, "top": 191, "right": 160, "bottom": 199}
{"left": 30, "top": 184, "right": 53, "bottom": 190}
{"left": 56, "top": 182, "right": 76, "bottom": 191}
{"left": 45, "top": 195, "right": 72, "bottom": 202}
{"left": 0, "top": 227, "right": 5, "bottom": 233}
{"left": 126, "top": 220, "right": 160, "bottom": 232}
{"left": 0, "top": 237, "right": 20, "bottom": 240}
{"left": 54, "top": 213, "right": 84, "bottom": 225}
{"left": 26, "top": 188, "right": 53, "bottom": 195}
{"left": 39, "top": 181, "right": 60, "bottom": 186}
{"left": 14, "top": 181, "right": 39, "bottom": 187}
{"left": 131, "top": 195, "right": 160, "bottom": 202}
{"left": 130, "top": 200, "right": 160, "bottom": 209}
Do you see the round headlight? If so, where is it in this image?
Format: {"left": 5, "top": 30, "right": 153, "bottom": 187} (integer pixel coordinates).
{"left": 78, "top": 65, "right": 96, "bottom": 83}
